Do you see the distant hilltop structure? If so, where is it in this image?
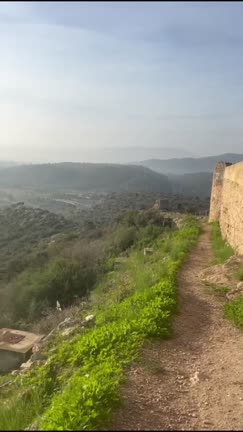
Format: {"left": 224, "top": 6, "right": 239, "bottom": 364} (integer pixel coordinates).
{"left": 209, "top": 161, "right": 243, "bottom": 254}
{"left": 153, "top": 198, "right": 169, "bottom": 211}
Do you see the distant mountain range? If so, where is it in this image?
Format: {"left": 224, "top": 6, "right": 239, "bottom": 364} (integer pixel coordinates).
{"left": 0, "top": 153, "right": 242, "bottom": 199}
{"left": 0, "top": 161, "right": 19, "bottom": 169}
{"left": 62, "top": 147, "right": 196, "bottom": 164}
{"left": 140, "top": 153, "right": 243, "bottom": 175}
{"left": 0, "top": 162, "right": 171, "bottom": 194}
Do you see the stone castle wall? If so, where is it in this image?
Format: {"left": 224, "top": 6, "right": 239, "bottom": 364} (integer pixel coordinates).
{"left": 209, "top": 162, "right": 231, "bottom": 223}
{"left": 209, "top": 161, "right": 243, "bottom": 254}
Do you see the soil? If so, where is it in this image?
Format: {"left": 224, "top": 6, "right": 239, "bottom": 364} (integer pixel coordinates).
{"left": 109, "top": 224, "right": 243, "bottom": 431}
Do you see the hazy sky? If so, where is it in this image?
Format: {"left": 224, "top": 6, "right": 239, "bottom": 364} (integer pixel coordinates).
{"left": 1, "top": 1, "right": 243, "bottom": 162}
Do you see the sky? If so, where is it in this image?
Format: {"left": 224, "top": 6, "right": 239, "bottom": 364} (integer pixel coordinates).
{"left": 1, "top": 1, "right": 243, "bottom": 163}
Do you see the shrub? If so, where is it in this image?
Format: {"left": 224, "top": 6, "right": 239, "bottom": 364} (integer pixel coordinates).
{"left": 8, "top": 258, "right": 93, "bottom": 322}
{"left": 110, "top": 226, "right": 137, "bottom": 254}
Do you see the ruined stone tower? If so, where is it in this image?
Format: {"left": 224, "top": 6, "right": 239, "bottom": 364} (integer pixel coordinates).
{"left": 209, "top": 162, "right": 232, "bottom": 222}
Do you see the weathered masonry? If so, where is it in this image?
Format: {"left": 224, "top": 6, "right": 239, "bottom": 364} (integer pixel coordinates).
{"left": 0, "top": 328, "right": 44, "bottom": 372}
{"left": 209, "top": 161, "right": 243, "bottom": 254}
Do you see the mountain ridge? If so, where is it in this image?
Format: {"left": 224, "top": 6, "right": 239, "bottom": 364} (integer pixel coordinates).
{"left": 0, "top": 162, "right": 171, "bottom": 194}
{"left": 140, "top": 153, "right": 243, "bottom": 175}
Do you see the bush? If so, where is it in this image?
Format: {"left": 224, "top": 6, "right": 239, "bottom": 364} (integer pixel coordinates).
{"left": 110, "top": 226, "right": 137, "bottom": 254}
{"left": 8, "top": 258, "right": 93, "bottom": 322}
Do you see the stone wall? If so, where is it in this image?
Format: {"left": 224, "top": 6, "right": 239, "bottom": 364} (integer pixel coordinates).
{"left": 209, "top": 162, "right": 232, "bottom": 223}
{"left": 209, "top": 161, "right": 243, "bottom": 254}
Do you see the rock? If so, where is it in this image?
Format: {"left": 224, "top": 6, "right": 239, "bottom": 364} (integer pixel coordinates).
{"left": 58, "top": 317, "right": 73, "bottom": 329}
{"left": 32, "top": 343, "right": 40, "bottom": 353}
{"left": 20, "top": 359, "right": 34, "bottom": 371}
{"left": 58, "top": 317, "right": 81, "bottom": 329}
{"left": 84, "top": 314, "right": 95, "bottom": 323}
{"left": 80, "top": 314, "right": 96, "bottom": 329}
{"left": 225, "top": 255, "right": 243, "bottom": 270}
{"left": 199, "top": 264, "right": 232, "bottom": 287}
{"left": 31, "top": 351, "right": 46, "bottom": 361}
{"left": 61, "top": 327, "right": 76, "bottom": 337}
{"left": 43, "top": 327, "right": 58, "bottom": 342}
{"left": 226, "top": 281, "right": 243, "bottom": 301}
{"left": 237, "top": 281, "right": 243, "bottom": 290}
{"left": 199, "top": 255, "right": 243, "bottom": 291}
{"left": 190, "top": 371, "right": 200, "bottom": 385}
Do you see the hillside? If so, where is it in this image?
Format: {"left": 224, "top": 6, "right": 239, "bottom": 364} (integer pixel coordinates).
{"left": 0, "top": 161, "right": 19, "bottom": 169}
{"left": 169, "top": 172, "right": 213, "bottom": 198}
{"left": 0, "top": 215, "right": 200, "bottom": 430}
{"left": 0, "top": 162, "right": 171, "bottom": 193}
{"left": 141, "top": 153, "right": 243, "bottom": 175}
{"left": 0, "top": 203, "right": 75, "bottom": 282}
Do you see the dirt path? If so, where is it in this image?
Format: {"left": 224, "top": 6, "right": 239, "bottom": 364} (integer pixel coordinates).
{"left": 109, "top": 224, "right": 243, "bottom": 431}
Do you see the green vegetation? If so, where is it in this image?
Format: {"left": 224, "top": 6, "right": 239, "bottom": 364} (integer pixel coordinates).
{"left": 235, "top": 267, "right": 243, "bottom": 281}
{"left": 210, "top": 222, "right": 234, "bottom": 264}
{"left": 209, "top": 222, "right": 243, "bottom": 330}
{"left": 0, "top": 217, "right": 200, "bottom": 431}
{"left": 225, "top": 298, "right": 243, "bottom": 329}
{"left": 205, "top": 283, "right": 230, "bottom": 297}
{"left": 0, "top": 207, "right": 170, "bottom": 329}
{"left": 0, "top": 204, "right": 75, "bottom": 282}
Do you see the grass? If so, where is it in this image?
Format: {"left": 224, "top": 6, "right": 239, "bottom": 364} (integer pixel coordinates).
{"left": 0, "top": 217, "right": 200, "bottom": 431}
{"left": 225, "top": 298, "right": 243, "bottom": 329}
{"left": 205, "top": 282, "right": 230, "bottom": 298}
{"left": 210, "top": 222, "right": 234, "bottom": 264}
{"left": 235, "top": 267, "right": 243, "bottom": 282}
{"left": 0, "top": 392, "right": 42, "bottom": 430}
{"left": 209, "top": 223, "right": 243, "bottom": 330}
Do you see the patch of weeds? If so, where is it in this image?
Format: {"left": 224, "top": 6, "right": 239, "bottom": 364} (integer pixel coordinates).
{"left": 235, "top": 267, "right": 243, "bottom": 282}
{"left": 205, "top": 282, "right": 230, "bottom": 297}
{"left": 210, "top": 222, "right": 234, "bottom": 264}
{"left": 225, "top": 297, "right": 243, "bottom": 328}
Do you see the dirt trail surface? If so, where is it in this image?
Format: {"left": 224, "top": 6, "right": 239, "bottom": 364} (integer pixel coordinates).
{"left": 109, "top": 225, "right": 243, "bottom": 431}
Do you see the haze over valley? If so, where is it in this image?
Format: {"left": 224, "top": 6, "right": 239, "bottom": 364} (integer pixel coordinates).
{"left": 1, "top": 3, "right": 243, "bottom": 431}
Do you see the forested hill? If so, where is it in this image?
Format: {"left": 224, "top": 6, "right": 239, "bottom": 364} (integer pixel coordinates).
{"left": 0, "top": 162, "right": 171, "bottom": 193}
{"left": 0, "top": 203, "right": 75, "bottom": 282}
{"left": 141, "top": 153, "right": 243, "bottom": 175}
